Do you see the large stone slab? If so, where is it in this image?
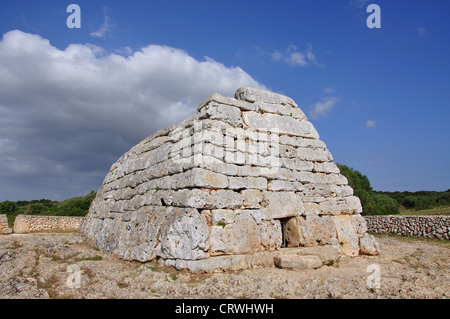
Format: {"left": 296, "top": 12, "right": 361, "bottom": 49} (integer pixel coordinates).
{"left": 242, "top": 111, "right": 319, "bottom": 138}
{"left": 274, "top": 254, "right": 322, "bottom": 270}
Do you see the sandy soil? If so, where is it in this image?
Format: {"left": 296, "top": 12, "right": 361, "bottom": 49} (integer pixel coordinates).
{"left": 0, "top": 232, "right": 448, "bottom": 299}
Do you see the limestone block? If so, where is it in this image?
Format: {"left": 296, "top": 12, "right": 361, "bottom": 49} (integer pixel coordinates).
{"left": 258, "top": 191, "right": 304, "bottom": 220}
{"left": 279, "top": 135, "right": 326, "bottom": 149}
{"left": 197, "top": 92, "right": 257, "bottom": 112}
{"left": 332, "top": 215, "right": 360, "bottom": 257}
{"left": 314, "top": 162, "right": 340, "bottom": 174}
{"left": 257, "top": 219, "right": 282, "bottom": 250}
{"left": 201, "top": 102, "right": 244, "bottom": 127}
{"left": 267, "top": 180, "right": 303, "bottom": 192}
{"left": 295, "top": 147, "right": 332, "bottom": 162}
{"left": 283, "top": 216, "right": 302, "bottom": 247}
{"left": 241, "top": 189, "right": 264, "bottom": 208}
{"left": 350, "top": 214, "right": 368, "bottom": 238}
{"left": 302, "top": 184, "right": 353, "bottom": 198}
{"left": 171, "top": 189, "right": 243, "bottom": 209}
{"left": 235, "top": 86, "right": 297, "bottom": 107}
{"left": 281, "top": 158, "right": 314, "bottom": 171}
{"left": 258, "top": 102, "right": 306, "bottom": 120}
{"left": 158, "top": 208, "right": 210, "bottom": 260}
{"left": 0, "top": 215, "right": 12, "bottom": 234}
{"left": 359, "top": 233, "right": 380, "bottom": 256}
{"left": 318, "top": 198, "right": 350, "bottom": 216}
{"left": 345, "top": 196, "right": 363, "bottom": 214}
{"left": 298, "top": 214, "right": 337, "bottom": 246}
{"left": 211, "top": 209, "right": 236, "bottom": 225}
{"left": 175, "top": 168, "right": 228, "bottom": 189}
{"left": 296, "top": 245, "right": 341, "bottom": 265}
{"left": 242, "top": 111, "right": 319, "bottom": 138}
{"left": 209, "top": 162, "right": 239, "bottom": 176}
{"left": 228, "top": 176, "right": 267, "bottom": 190}
{"left": 92, "top": 206, "right": 169, "bottom": 262}
{"left": 209, "top": 211, "right": 261, "bottom": 255}
{"left": 274, "top": 254, "right": 322, "bottom": 270}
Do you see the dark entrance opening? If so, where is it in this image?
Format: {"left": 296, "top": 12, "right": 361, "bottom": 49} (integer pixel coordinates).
{"left": 280, "top": 218, "right": 289, "bottom": 248}
{"left": 278, "top": 216, "right": 300, "bottom": 248}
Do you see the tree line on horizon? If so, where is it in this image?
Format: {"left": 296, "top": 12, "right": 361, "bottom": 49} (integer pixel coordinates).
{"left": 0, "top": 166, "right": 449, "bottom": 225}
{"left": 336, "top": 164, "right": 449, "bottom": 215}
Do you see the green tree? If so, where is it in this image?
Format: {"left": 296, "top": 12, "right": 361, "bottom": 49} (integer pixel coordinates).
{"left": 25, "top": 203, "right": 46, "bottom": 215}
{"left": 0, "top": 200, "right": 17, "bottom": 214}
{"left": 336, "top": 163, "right": 399, "bottom": 215}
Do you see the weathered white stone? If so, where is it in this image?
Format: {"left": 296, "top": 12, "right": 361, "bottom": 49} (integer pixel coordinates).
{"left": 258, "top": 102, "right": 306, "bottom": 120}
{"left": 314, "top": 162, "right": 340, "bottom": 174}
{"left": 175, "top": 168, "right": 228, "bottom": 189}
{"left": 235, "top": 86, "right": 297, "bottom": 107}
{"left": 267, "top": 180, "right": 303, "bottom": 192}
{"left": 158, "top": 208, "right": 210, "bottom": 260}
{"left": 201, "top": 102, "right": 244, "bottom": 127}
{"left": 281, "top": 158, "right": 314, "bottom": 171}
{"left": 241, "top": 189, "right": 264, "bottom": 208}
{"left": 258, "top": 191, "right": 304, "bottom": 220}
{"left": 279, "top": 135, "right": 326, "bottom": 149}
{"left": 359, "top": 233, "right": 380, "bottom": 256}
{"left": 228, "top": 176, "right": 267, "bottom": 190}
{"left": 351, "top": 214, "right": 368, "bottom": 237}
{"left": 274, "top": 254, "right": 322, "bottom": 269}
{"left": 197, "top": 92, "right": 257, "bottom": 112}
{"left": 298, "top": 214, "right": 337, "bottom": 246}
{"left": 209, "top": 211, "right": 262, "bottom": 255}
{"left": 333, "top": 215, "right": 360, "bottom": 257}
{"left": 211, "top": 209, "right": 236, "bottom": 225}
{"left": 0, "top": 215, "right": 12, "bottom": 234}
{"left": 296, "top": 245, "right": 341, "bottom": 265}
{"left": 258, "top": 219, "right": 282, "bottom": 250}
{"left": 242, "top": 111, "right": 319, "bottom": 138}
{"left": 171, "top": 189, "right": 243, "bottom": 209}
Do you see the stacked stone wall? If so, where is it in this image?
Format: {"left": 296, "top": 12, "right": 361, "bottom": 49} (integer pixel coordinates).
{"left": 365, "top": 215, "right": 449, "bottom": 239}
{"left": 13, "top": 215, "right": 83, "bottom": 234}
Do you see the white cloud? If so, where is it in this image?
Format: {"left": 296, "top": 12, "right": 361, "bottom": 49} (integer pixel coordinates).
{"left": 323, "top": 87, "right": 335, "bottom": 94}
{"left": 308, "top": 97, "right": 339, "bottom": 119}
{"left": 366, "top": 120, "right": 376, "bottom": 129}
{"left": 350, "top": 0, "right": 370, "bottom": 9}
{"left": 90, "top": 9, "right": 114, "bottom": 38}
{"left": 272, "top": 44, "right": 323, "bottom": 68}
{"left": 0, "top": 30, "right": 265, "bottom": 200}
{"left": 417, "top": 27, "right": 427, "bottom": 37}
{"left": 271, "top": 50, "right": 282, "bottom": 61}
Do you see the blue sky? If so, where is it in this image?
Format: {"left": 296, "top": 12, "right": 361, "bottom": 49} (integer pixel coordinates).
{"left": 0, "top": 0, "right": 449, "bottom": 201}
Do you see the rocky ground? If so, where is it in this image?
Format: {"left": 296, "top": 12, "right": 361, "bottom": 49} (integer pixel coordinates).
{"left": 0, "top": 232, "right": 448, "bottom": 299}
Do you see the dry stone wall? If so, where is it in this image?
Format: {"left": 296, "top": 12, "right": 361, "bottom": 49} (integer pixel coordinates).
{"left": 13, "top": 215, "right": 83, "bottom": 234}
{"left": 80, "top": 87, "right": 379, "bottom": 268}
{"left": 0, "top": 215, "right": 12, "bottom": 234}
{"left": 365, "top": 215, "right": 449, "bottom": 240}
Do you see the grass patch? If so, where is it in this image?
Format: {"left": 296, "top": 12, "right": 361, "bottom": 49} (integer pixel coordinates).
{"left": 217, "top": 220, "right": 226, "bottom": 228}
{"left": 399, "top": 206, "right": 450, "bottom": 216}
{"left": 170, "top": 273, "right": 178, "bottom": 281}
{"left": 78, "top": 255, "right": 103, "bottom": 262}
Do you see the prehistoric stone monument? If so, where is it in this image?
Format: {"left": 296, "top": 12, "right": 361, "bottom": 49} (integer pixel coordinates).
{"left": 80, "top": 87, "right": 379, "bottom": 271}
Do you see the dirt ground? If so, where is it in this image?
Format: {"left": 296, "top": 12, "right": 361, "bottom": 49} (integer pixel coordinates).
{"left": 0, "top": 232, "right": 448, "bottom": 299}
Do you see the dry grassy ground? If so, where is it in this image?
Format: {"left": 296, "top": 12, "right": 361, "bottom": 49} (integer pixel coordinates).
{"left": 0, "top": 232, "right": 448, "bottom": 299}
